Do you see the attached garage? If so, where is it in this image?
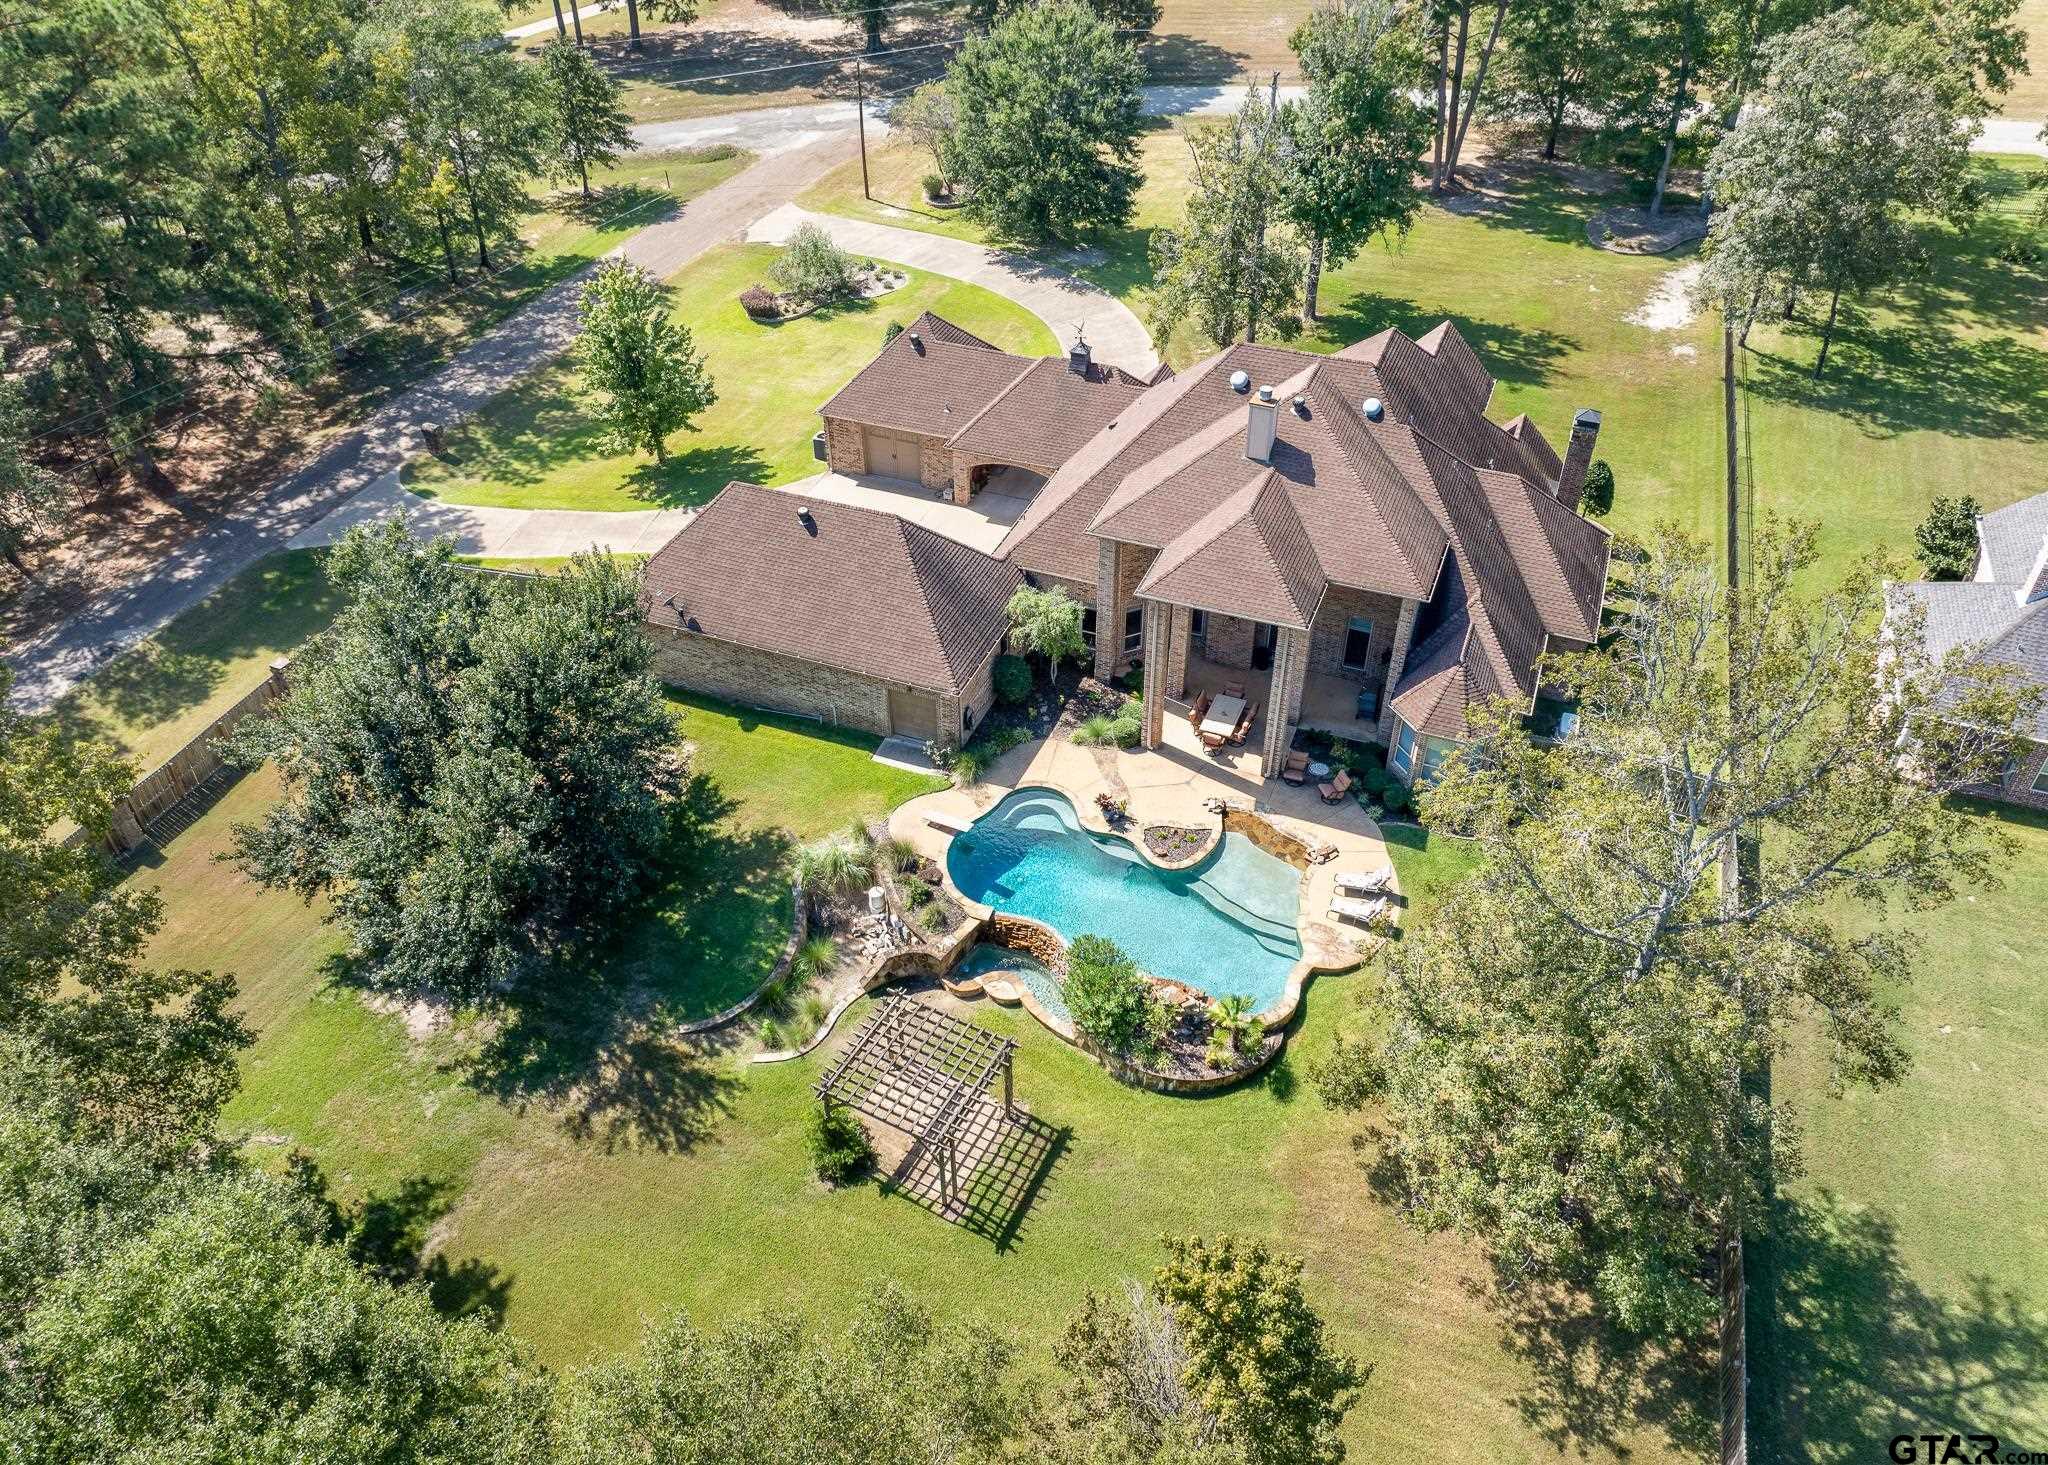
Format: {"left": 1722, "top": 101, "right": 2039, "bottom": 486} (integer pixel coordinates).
{"left": 863, "top": 428, "right": 923, "bottom": 482}
{"left": 886, "top": 686, "right": 940, "bottom": 739}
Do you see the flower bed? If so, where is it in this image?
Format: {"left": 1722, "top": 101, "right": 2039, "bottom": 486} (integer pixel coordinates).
{"left": 1142, "top": 824, "right": 1212, "bottom": 863}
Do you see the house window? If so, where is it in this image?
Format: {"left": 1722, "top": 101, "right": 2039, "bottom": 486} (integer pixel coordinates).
{"left": 1418, "top": 738, "right": 1453, "bottom": 783}
{"left": 962, "top": 702, "right": 975, "bottom": 732}
{"left": 1190, "top": 608, "right": 1207, "bottom": 644}
{"left": 1342, "top": 616, "right": 1373, "bottom": 671}
{"left": 1081, "top": 607, "right": 1096, "bottom": 647}
{"left": 2032, "top": 758, "right": 2048, "bottom": 795}
{"left": 1391, "top": 720, "right": 1416, "bottom": 778}
{"left": 1123, "top": 605, "right": 1143, "bottom": 655}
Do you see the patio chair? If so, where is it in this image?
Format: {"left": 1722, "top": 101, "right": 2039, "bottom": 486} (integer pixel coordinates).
{"left": 1188, "top": 690, "right": 1212, "bottom": 726}
{"left": 1200, "top": 729, "right": 1227, "bottom": 749}
{"left": 1318, "top": 768, "right": 1352, "bottom": 804}
{"left": 1223, "top": 680, "right": 1246, "bottom": 699}
{"left": 1328, "top": 895, "right": 1387, "bottom": 927}
{"left": 1280, "top": 750, "right": 1310, "bottom": 785}
{"left": 1334, "top": 865, "right": 1393, "bottom": 897}
{"left": 1229, "top": 701, "right": 1258, "bottom": 745}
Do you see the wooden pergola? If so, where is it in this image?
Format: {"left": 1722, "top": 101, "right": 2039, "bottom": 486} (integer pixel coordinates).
{"left": 814, "top": 995, "right": 1026, "bottom": 1222}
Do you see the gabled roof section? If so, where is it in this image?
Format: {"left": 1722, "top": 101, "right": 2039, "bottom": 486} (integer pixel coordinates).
{"left": 949, "top": 356, "right": 1151, "bottom": 472}
{"left": 819, "top": 317, "right": 1034, "bottom": 442}
{"left": 1136, "top": 474, "right": 1325, "bottom": 630}
{"left": 1502, "top": 413, "right": 1564, "bottom": 484}
{"left": 641, "top": 483, "right": 1022, "bottom": 698}
{"left": 1977, "top": 493, "right": 2048, "bottom": 583}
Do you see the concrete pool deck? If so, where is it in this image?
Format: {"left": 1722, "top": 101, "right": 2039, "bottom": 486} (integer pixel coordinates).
{"left": 887, "top": 734, "right": 1396, "bottom": 1025}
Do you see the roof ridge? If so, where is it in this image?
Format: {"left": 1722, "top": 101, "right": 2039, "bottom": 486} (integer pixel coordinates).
{"left": 944, "top": 356, "right": 1042, "bottom": 447}
{"left": 895, "top": 514, "right": 976, "bottom": 690}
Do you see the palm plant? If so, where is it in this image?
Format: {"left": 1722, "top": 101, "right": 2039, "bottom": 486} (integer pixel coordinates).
{"left": 1208, "top": 993, "right": 1257, "bottom": 1053}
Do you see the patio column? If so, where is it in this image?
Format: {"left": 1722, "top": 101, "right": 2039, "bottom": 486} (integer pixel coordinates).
{"left": 1376, "top": 598, "right": 1420, "bottom": 741}
{"left": 1141, "top": 598, "right": 1170, "bottom": 750}
{"left": 1261, "top": 624, "right": 1310, "bottom": 776}
{"left": 1165, "top": 605, "right": 1191, "bottom": 700}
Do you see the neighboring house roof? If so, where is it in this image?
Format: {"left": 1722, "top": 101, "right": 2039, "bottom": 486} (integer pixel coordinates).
{"left": 641, "top": 482, "right": 1022, "bottom": 698}
{"left": 1892, "top": 499, "right": 2048, "bottom": 741}
{"left": 818, "top": 311, "right": 1150, "bottom": 467}
{"left": 998, "top": 321, "right": 1610, "bottom": 734}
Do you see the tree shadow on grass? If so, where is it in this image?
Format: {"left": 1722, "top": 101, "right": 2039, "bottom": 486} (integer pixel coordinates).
{"left": 1424, "top": 155, "right": 1632, "bottom": 249}
{"left": 624, "top": 441, "right": 773, "bottom": 507}
{"left": 543, "top": 181, "right": 680, "bottom": 233}
{"left": 1744, "top": 319, "right": 2048, "bottom": 443}
{"left": 1314, "top": 294, "right": 1579, "bottom": 391}
{"left": 289, "top": 1159, "right": 513, "bottom": 1327}
{"left": 452, "top": 772, "right": 779, "bottom": 1154}
{"left": 1748, "top": 1190, "right": 2048, "bottom": 1460}
{"left": 1134, "top": 33, "right": 1252, "bottom": 86}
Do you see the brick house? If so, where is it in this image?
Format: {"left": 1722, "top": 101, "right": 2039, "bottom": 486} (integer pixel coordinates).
{"left": 995, "top": 320, "right": 1612, "bottom": 782}
{"left": 641, "top": 483, "right": 1021, "bottom": 745}
{"left": 1889, "top": 490, "right": 2048, "bottom": 810}
{"left": 818, "top": 312, "right": 1162, "bottom": 505}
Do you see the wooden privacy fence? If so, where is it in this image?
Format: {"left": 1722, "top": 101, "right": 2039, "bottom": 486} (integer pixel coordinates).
{"left": 86, "top": 657, "right": 291, "bottom": 856}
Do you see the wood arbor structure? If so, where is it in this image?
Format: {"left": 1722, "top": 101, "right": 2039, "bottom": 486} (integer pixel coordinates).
{"left": 814, "top": 995, "right": 1043, "bottom": 1230}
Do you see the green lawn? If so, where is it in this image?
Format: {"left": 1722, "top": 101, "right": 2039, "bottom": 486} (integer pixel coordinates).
{"left": 405, "top": 241, "right": 1057, "bottom": 511}
{"left": 1751, "top": 802, "right": 2048, "bottom": 1458}
{"left": 805, "top": 140, "right": 2048, "bottom": 589}
{"left": 129, "top": 735, "right": 1706, "bottom": 1460}
{"left": 42, "top": 551, "right": 341, "bottom": 772}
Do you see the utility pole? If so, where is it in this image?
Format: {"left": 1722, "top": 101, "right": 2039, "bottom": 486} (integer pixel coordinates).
{"left": 855, "top": 56, "right": 871, "bottom": 201}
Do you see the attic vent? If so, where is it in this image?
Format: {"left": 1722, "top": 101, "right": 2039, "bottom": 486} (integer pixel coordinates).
{"left": 909, "top": 331, "right": 924, "bottom": 354}
{"left": 1363, "top": 396, "right": 1384, "bottom": 422}
{"left": 796, "top": 507, "right": 817, "bottom": 535}
{"left": 1291, "top": 394, "right": 1308, "bottom": 418}
{"left": 1229, "top": 369, "right": 1250, "bottom": 394}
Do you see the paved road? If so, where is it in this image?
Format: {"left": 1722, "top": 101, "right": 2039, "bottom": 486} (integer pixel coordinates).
{"left": 504, "top": 1, "right": 622, "bottom": 40}
{"left": 3, "top": 130, "right": 857, "bottom": 713}
{"left": 745, "top": 202, "right": 1160, "bottom": 375}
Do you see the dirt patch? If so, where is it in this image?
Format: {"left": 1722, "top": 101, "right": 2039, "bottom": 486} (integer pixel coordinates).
{"left": 1588, "top": 206, "right": 1707, "bottom": 255}
{"left": 366, "top": 992, "right": 453, "bottom": 1042}
{"left": 1626, "top": 261, "right": 1703, "bottom": 331}
{"left": 1433, "top": 155, "right": 1622, "bottom": 220}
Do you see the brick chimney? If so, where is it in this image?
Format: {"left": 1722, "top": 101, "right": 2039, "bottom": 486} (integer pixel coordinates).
{"left": 1246, "top": 384, "right": 1278, "bottom": 463}
{"left": 1556, "top": 408, "right": 1601, "bottom": 511}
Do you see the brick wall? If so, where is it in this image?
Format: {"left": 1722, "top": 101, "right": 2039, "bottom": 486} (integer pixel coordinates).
{"left": 646, "top": 623, "right": 892, "bottom": 737}
{"left": 1972, "top": 738, "right": 2048, "bottom": 811}
{"left": 1092, "top": 542, "right": 1157, "bottom": 679}
{"left": 1307, "top": 586, "right": 1406, "bottom": 685}
{"left": 824, "top": 416, "right": 866, "bottom": 475}
{"left": 919, "top": 434, "right": 952, "bottom": 493}
{"left": 1204, "top": 612, "right": 1256, "bottom": 669}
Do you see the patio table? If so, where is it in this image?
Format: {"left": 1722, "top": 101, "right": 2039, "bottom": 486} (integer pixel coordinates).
{"left": 1199, "top": 693, "right": 1247, "bottom": 737}
{"left": 1307, "top": 761, "right": 1331, "bottom": 779}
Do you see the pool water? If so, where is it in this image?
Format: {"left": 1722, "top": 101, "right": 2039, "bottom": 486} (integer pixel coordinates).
{"left": 946, "top": 788, "right": 1302, "bottom": 1009}
{"left": 954, "top": 943, "right": 1072, "bottom": 1023}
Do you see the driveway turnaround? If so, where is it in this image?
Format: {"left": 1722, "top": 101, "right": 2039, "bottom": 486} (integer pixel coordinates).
{"left": 289, "top": 474, "right": 695, "bottom": 560}
{"left": 744, "top": 203, "right": 1160, "bottom": 377}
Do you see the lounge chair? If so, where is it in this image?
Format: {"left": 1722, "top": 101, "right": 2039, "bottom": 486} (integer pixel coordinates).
{"left": 1328, "top": 895, "right": 1387, "bottom": 927}
{"left": 1280, "top": 751, "right": 1310, "bottom": 785}
{"left": 1318, "top": 768, "right": 1352, "bottom": 804}
{"left": 1334, "top": 866, "right": 1393, "bottom": 897}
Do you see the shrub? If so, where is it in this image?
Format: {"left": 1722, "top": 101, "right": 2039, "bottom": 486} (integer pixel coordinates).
{"left": 877, "top": 835, "right": 919, "bottom": 873}
{"left": 758, "top": 1015, "right": 786, "bottom": 1050}
{"left": 793, "top": 836, "right": 871, "bottom": 902}
{"left": 770, "top": 223, "right": 861, "bottom": 306}
{"left": 798, "top": 991, "right": 828, "bottom": 1035}
{"left": 1914, "top": 494, "right": 1981, "bottom": 580}
{"left": 792, "top": 934, "right": 839, "bottom": 981}
{"left": 919, "top": 901, "right": 948, "bottom": 933}
{"left": 884, "top": 320, "right": 905, "bottom": 344}
{"left": 922, "top": 171, "right": 950, "bottom": 199}
{"left": 900, "top": 875, "right": 933, "bottom": 908}
{"left": 1580, "top": 459, "right": 1616, "bottom": 516}
{"left": 1072, "top": 713, "right": 1116, "bottom": 746}
{"left": 1105, "top": 710, "right": 1142, "bottom": 748}
{"left": 739, "top": 284, "right": 782, "bottom": 319}
{"left": 805, "top": 1103, "right": 873, "bottom": 1184}
{"left": 1065, "top": 934, "right": 1152, "bottom": 1057}
{"left": 992, "top": 654, "right": 1033, "bottom": 706}
{"left": 1379, "top": 782, "right": 1410, "bottom": 816}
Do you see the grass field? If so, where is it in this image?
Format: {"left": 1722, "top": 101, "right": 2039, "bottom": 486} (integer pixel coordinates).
{"left": 2006, "top": 0, "right": 2048, "bottom": 122}
{"left": 406, "top": 241, "right": 1056, "bottom": 510}
{"left": 127, "top": 716, "right": 1708, "bottom": 1462}
{"left": 804, "top": 140, "right": 2048, "bottom": 589}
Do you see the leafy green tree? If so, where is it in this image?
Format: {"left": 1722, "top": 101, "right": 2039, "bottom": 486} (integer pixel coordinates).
{"left": 1284, "top": 0, "right": 1433, "bottom": 322}
{"left": 556, "top": 1286, "right": 1015, "bottom": 1462}
{"left": 1037, "top": 1281, "right": 1243, "bottom": 1464}
{"left": 1004, "top": 585, "right": 1087, "bottom": 683}
{"left": 4, "top": 1169, "right": 550, "bottom": 1462}
{"left": 0, "top": 670, "right": 249, "bottom": 1158}
{"left": 946, "top": 0, "right": 1146, "bottom": 244}
{"left": 1150, "top": 1236, "right": 1366, "bottom": 1465}
{"left": 1698, "top": 8, "right": 1978, "bottom": 375}
{"left": 1151, "top": 91, "right": 1303, "bottom": 348}
{"left": 893, "top": 80, "right": 957, "bottom": 185}
{"left": 1862, "top": 0, "right": 2031, "bottom": 113}
{"left": 1064, "top": 934, "right": 1154, "bottom": 1057}
{"left": 1913, "top": 494, "right": 1982, "bottom": 580}
{"left": 768, "top": 223, "right": 862, "bottom": 306}
{"left": 1362, "top": 521, "right": 2033, "bottom": 1335}
{"left": 1485, "top": 0, "right": 1629, "bottom": 159}
{"left": 576, "top": 259, "right": 718, "bottom": 462}
{"left": 227, "top": 524, "right": 681, "bottom": 1005}
{"left": 537, "top": 38, "right": 632, "bottom": 197}
{"left": 0, "top": 384, "right": 66, "bottom": 583}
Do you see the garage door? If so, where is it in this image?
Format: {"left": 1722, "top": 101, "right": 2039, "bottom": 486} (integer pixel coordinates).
{"left": 864, "top": 429, "right": 921, "bottom": 482}
{"left": 888, "top": 686, "right": 939, "bottom": 738}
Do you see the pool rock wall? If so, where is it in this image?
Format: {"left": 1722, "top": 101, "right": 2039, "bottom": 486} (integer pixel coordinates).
{"left": 1221, "top": 807, "right": 1312, "bottom": 870}
{"left": 987, "top": 912, "right": 1067, "bottom": 970}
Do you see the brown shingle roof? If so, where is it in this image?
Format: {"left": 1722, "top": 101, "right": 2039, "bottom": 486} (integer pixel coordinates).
{"left": 1136, "top": 474, "right": 1325, "bottom": 629}
{"left": 948, "top": 356, "right": 1151, "bottom": 470}
{"left": 641, "top": 483, "right": 1022, "bottom": 698}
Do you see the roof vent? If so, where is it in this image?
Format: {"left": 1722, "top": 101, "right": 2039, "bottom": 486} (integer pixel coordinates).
{"left": 1290, "top": 394, "right": 1308, "bottom": 418}
{"left": 1229, "top": 369, "right": 1250, "bottom": 394}
{"left": 796, "top": 507, "right": 817, "bottom": 535}
{"left": 1363, "top": 396, "right": 1384, "bottom": 422}
{"left": 908, "top": 331, "right": 924, "bottom": 355}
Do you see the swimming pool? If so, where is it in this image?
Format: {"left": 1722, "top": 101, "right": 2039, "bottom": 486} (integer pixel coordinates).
{"left": 945, "top": 788, "right": 1302, "bottom": 1009}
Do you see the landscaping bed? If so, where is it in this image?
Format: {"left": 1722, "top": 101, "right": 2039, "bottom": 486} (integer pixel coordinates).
{"left": 1142, "top": 823, "right": 1212, "bottom": 864}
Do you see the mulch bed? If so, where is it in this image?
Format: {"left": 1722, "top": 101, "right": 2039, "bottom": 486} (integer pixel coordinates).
{"left": 1130, "top": 982, "right": 1277, "bottom": 1082}
{"left": 1143, "top": 824, "right": 1212, "bottom": 862}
